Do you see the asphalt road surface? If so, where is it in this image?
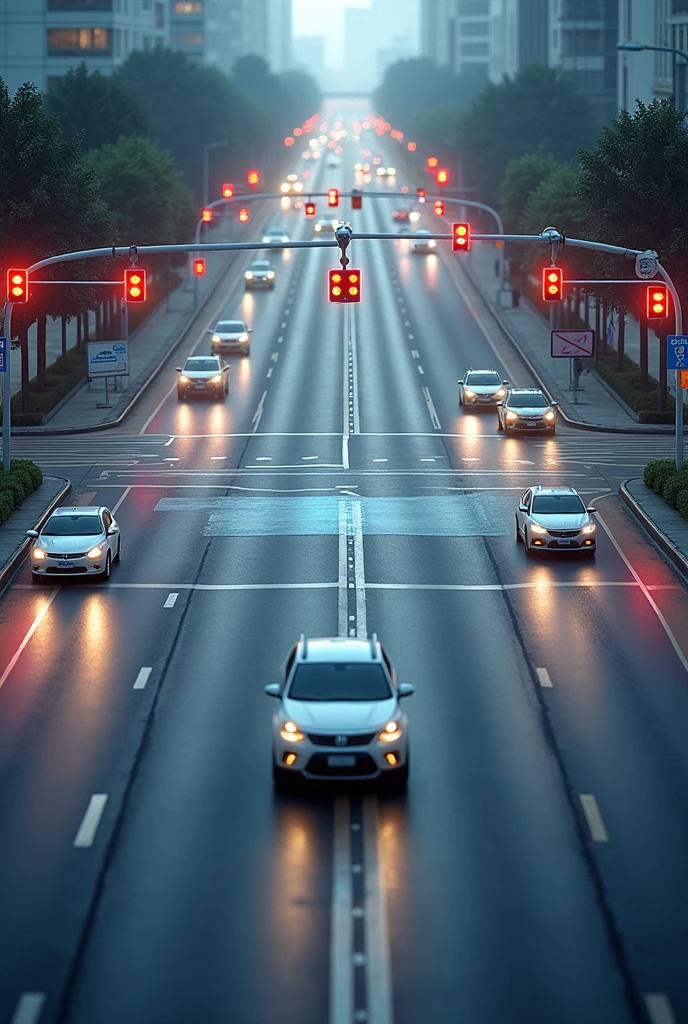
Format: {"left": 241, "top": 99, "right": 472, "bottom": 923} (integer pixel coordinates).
{"left": 2, "top": 105, "right": 688, "bottom": 1024}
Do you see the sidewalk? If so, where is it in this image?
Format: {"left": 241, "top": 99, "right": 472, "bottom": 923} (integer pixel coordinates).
{"left": 621, "top": 478, "right": 688, "bottom": 580}
{"left": 0, "top": 477, "right": 71, "bottom": 591}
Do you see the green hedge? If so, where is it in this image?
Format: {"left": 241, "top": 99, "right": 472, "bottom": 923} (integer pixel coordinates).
{"left": 594, "top": 353, "right": 688, "bottom": 424}
{"left": 10, "top": 350, "right": 87, "bottom": 427}
{"left": 0, "top": 459, "right": 43, "bottom": 526}
{"left": 644, "top": 459, "right": 688, "bottom": 522}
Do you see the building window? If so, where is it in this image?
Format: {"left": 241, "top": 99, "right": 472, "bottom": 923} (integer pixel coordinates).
{"left": 461, "top": 42, "right": 489, "bottom": 56}
{"left": 47, "top": 28, "right": 111, "bottom": 54}
{"left": 174, "top": 1, "right": 203, "bottom": 12}
{"left": 171, "top": 31, "right": 204, "bottom": 46}
{"left": 47, "top": 0, "right": 112, "bottom": 10}
{"left": 461, "top": 22, "right": 488, "bottom": 37}
{"left": 155, "top": 2, "right": 165, "bottom": 28}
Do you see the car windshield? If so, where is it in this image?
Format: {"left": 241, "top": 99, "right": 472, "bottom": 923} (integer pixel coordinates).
{"left": 216, "top": 322, "right": 243, "bottom": 332}
{"left": 508, "top": 393, "right": 548, "bottom": 408}
{"left": 266, "top": 229, "right": 284, "bottom": 235}
{"left": 43, "top": 514, "right": 102, "bottom": 536}
{"left": 185, "top": 358, "right": 219, "bottom": 371}
{"left": 532, "top": 495, "right": 586, "bottom": 514}
{"left": 251, "top": 262, "right": 270, "bottom": 269}
{"left": 288, "top": 663, "right": 392, "bottom": 702}
{"left": 467, "top": 373, "right": 502, "bottom": 386}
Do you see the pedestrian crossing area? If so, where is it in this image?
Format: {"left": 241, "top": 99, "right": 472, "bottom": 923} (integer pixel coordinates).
{"left": 8, "top": 434, "right": 170, "bottom": 468}
{"left": 534, "top": 435, "right": 678, "bottom": 467}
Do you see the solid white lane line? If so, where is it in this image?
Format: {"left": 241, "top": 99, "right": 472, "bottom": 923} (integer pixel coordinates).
{"left": 373, "top": 459, "right": 388, "bottom": 463}
{"left": 9, "top": 993, "right": 46, "bottom": 1024}
{"left": 73, "top": 794, "right": 108, "bottom": 848}
{"left": 536, "top": 667, "right": 553, "bottom": 688}
{"left": 352, "top": 500, "right": 367, "bottom": 638}
{"left": 330, "top": 796, "right": 353, "bottom": 1024}
{"left": 164, "top": 592, "right": 178, "bottom": 608}
{"left": 252, "top": 390, "right": 268, "bottom": 433}
{"left": 421, "top": 386, "right": 441, "bottom": 430}
{"left": 362, "top": 796, "right": 394, "bottom": 1024}
{"left": 579, "top": 794, "right": 609, "bottom": 842}
{"left": 111, "top": 486, "right": 131, "bottom": 516}
{"left": 350, "top": 305, "right": 361, "bottom": 434}
{"left": 365, "top": 582, "right": 637, "bottom": 591}
{"left": 139, "top": 381, "right": 177, "bottom": 435}
{"left": 339, "top": 500, "right": 349, "bottom": 637}
{"left": 133, "top": 667, "right": 152, "bottom": 690}
{"left": 0, "top": 588, "right": 60, "bottom": 691}
{"left": 644, "top": 993, "right": 677, "bottom": 1024}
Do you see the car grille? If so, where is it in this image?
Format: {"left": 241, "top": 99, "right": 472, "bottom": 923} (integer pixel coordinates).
{"left": 305, "top": 753, "right": 378, "bottom": 777}
{"left": 307, "top": 731, "right": 377, "bottom": 747}
{"left": 46, "top": 566, "right": 88, "bottom": 574}
{"left": 47, "top": 551, "right": 88, "bottom": 559}
{"left": 547, "top": 529, "right": 579, "bottom": 538}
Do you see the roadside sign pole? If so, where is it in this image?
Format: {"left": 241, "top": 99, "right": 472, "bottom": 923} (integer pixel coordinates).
{"left": 2, "top": 303, "right": 13, "bottom": 472}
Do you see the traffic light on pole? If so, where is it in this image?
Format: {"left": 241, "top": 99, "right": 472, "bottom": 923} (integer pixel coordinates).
{"left": 305, "top": 201, "right": 316, "bottom": 217}
{"left": 542, "top": 266, "right": 563, "bottom": 302}
{"left": 6, "top": 269, "right": 28, "bottom": 302}
{"left": 193, "top": 259, "right": 206, "bottom": 277}
{"left": 647, "top": 284, "right": 669, "bottom": 319}
{"left": 201, "top": 207, "right": 213, "bottom": 223}
{"left": 417, "top": 188, "right": 426, "bottom": 203}
{"left": 436, "top": 168, "right": 449, "bottom": 185}
{"left": 328, "top": 268, "right": 361, "bottom": 303}
{"left": 434, "top": 200, "right": 444, "bottom": 216}
{"left": 247, "top": 169, "right": 260, "bottom": 187}
{"left": 124, "top": 267, "right": 146, "bottom": 303}
{"left": 427, "top": 156, "right": 438, "bottom": 169}
{"left": 222, "top": 183, "right": 234, "bottom": 199}
{"left": 239, "top": 207, "right": 249, "bottom": 222}
{"left": 452, "top": 223, "right": 470, "bottom": 252}
{"left": 328, "top": 188, "right": 339, "bottom": 207}
{"left": 351, "top": 191, "right": 362, "bottom": 210}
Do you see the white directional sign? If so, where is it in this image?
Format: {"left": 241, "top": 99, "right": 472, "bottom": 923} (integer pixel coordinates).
{"left": 550, "top": 330, "right": 595, "bottom": 359}
{"left": 87, "top": 340, "right": 129, "bottom": 378}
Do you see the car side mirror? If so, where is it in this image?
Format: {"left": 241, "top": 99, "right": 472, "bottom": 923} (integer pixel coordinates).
{"left": 175, "top": 367, "right": 182, "bottom": 372}
{"left": 398, "top": 683, "right": 415, "bottom": 698}
{"left": 502, "top": 380, "right": 509, "bottom": 385}
{"left": 551, "top": 401, "right": 558, "bottom": 408}
{"left": 26, "top": 529, "right": 39, "bottom": 538}
{"left": 586, "top": 506, "right": 597, "bottom": 514}
{"left": 497, "top": 401, "right": 504, "bottom": 407}
{"left": 264, "top": 683, "right": 281, "bottom": 697}
{"left": 107, "top": 526, "right": 118, "bottom": 535}
{"left": 518, "top": 503, "right": 528, "bottom": 513}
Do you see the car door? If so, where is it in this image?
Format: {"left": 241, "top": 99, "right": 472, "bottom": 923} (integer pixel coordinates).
{"left": 222, "top": 359, "right": 230, "bottom": 385}
{"left": 517, "top": 490, "right": 531, "bottom": 535}
{"left": 459, "top": 374, "right": 467, "bottom": 401}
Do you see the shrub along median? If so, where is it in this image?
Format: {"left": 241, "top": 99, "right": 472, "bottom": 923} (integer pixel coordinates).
{"left": 644, "top": 459, "right": 688, "bottom": 520}
{"left": 0, "top": 459, "right": 44, "bottom": 526}
{"left": 11, "top": 350, "right": 87, "bottom": 427}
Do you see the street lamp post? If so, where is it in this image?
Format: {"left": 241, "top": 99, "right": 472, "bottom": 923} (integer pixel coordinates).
{"left": 202, "top": 139, "right": 230, "bottom": 208}
{"left": 617, "top": 40, "right": 688, "bottom": 109}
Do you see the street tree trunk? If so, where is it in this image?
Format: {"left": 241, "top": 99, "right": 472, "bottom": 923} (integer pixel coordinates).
{"left": 61, "top": 317, "right": 67, "bottom": 359}
{"left": 20, "top": 328, "right": 30, "bottom": 414}
{"left": 616, "top": 305, "right": 625, "bottom": 373}
{"left": 36, "top": 317, "right": 46, "bottom": 393}
{"left": 639, "top": 320, "right": 649, "bottom": 390}
{"left": 658, "top": 336, "right": 667, "bottom": 411}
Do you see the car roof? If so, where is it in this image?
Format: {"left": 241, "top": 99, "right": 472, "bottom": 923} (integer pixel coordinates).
{"left": 186, "top": 354, "right": 220, "bottom": 362}
{"left": 466, "top": 368, "right": 499, "bottom": 374}
{"left": 249, "top": 260, "right": 271, "bottom": 266}
{"left": 50, "top": 506, "right": 104, "bottom": 516}
{"left": 294, "top": 636, "right": 384, "bottom": 664}
{"left": 530, "top": 485, "right": 578, "bottom": 496}
{"left": 216, "top": 320, "right": 244, "bottom": 328}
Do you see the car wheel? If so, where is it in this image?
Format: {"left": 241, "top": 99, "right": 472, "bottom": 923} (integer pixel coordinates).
{"left": 101, "top": 552, "right": 112, "bottom": 582}
{"left": 459, "top": 391, "right": 463, "bottom": 406}
{"left": 549, "top": 426, "right": 556, "bottom": 435}
{"left": 525, "top": 535, "right": 535, "bottom": 559}
{"left": 115, "top": 537, "right": 121, "bottom": 562}
{"left": 503, "top": 423, "right": 511, "bottom": 435}
{"left": 177, "top": 390, "right": 185, "bottom": 401}
{"left": 272, "top": 762, "right": 296, "bottom": 793}
{"left": 515, "top": 517, "right": 522, "bottom": 542}
{"left": 243, "top": 346, "right": 250, "bottom": 356}
{"left": 31, "top": 574, "right": 42, "bottom": 585}
{"left": 224, "top": 381, "right": 229, "bottom": 395}
{"left": 497, "top": 416, "right": 503, "bottom": 431}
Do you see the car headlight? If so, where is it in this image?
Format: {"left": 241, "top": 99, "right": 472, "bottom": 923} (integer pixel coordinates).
{"left": 280, "top": 721, "right": 304, "bottom": 743}
{"left": 293, "top": 182, "right": 304, "bottom": 192}
{"left": 495, "top": 389, "right": 506, "bottom": 398}
{"left": 267, "top": 271, "right": 275, "bottom": 279}
{"left": 387, "top": 167, "right": 396, "bottom": 176}
{"left": 544, "top": 410, "right": 555, "bottom": 421}
{"left": 581, "top": 522, "right": 596, "bottom": 534}
{"left": 211, "top": 374, "right": 222, "bottom": 383}
{"left": 428, "top": 239, "right": 436, "bottom": 248}
{"left": 530, "top": 524, "right": 548, "bottom": 535}
{"left": 378, "top": 721, "right": 402, "bottom": 742}
{"left": 211, "top": 334, "right": 220, "bottom": 343}
{"left": 179, "top": 374, "right": 189, "bottom": 383}
{"left": 87, "top": 546, "right": 103, "bottom": 558}
{"left": 506, "top": 411, "right": 518, "bottom": 422}
{"left": 315, "top": 224, "right": 321, "bottom": 231}
{"left": 32, "top": 546, "right": 46, "bottom": 560}
{"left": 239, "top": 332, "right": 249, "bottom": 342}
{"left": 463, "top": 388, "right": 476, "bottom": 399}
{"left": 280, "top": 183, "right": 290, "bottom": 193}
{"left": 245, "top": 272, "right": 253, "bottom": 279}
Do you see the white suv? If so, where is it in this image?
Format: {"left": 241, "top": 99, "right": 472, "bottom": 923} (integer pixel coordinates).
{"left": 265, "top": 635, "right": 414, "bottom": 790}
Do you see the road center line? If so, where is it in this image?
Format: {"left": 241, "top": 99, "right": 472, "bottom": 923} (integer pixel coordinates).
{"left": 9, "top": 993, "right": 46, "bottom": 1024}
{"left": 352, "top": 500, "right": 367, "bottom": 638}
{"left": 579, "top": 794, "right": 609, "bottom": 842}
{"left": 73, "top": 793, "right": 108, "bottom": 848}
{"left": 338, "top": 500, "right": 349, "bottom": 637}
{"left": 0, "top": 588, "right": 60, "bottom": 691}
{"left": 330, "top": 796, "right": 353, "bottom": 1024}
{"left": 111, "top": 486, "right": 131, "bottom": 516}
{"left": 362, "top": 795, "right": 394, "bottom": 1024}
{"left": 164, "top": 592, "right": 178, "bottom": 608}
{"left": 133, "top": 667, "right": 152, "bottom": 690}
{"left": 536, "top": 667, "right": 553, "bottom": 687}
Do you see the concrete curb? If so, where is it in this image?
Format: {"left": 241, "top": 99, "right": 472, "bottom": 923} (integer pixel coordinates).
{"left": 619, "top": 479, "right": 688, "bottom": 581}
{"left": 0, "top": 477, "right": 72, "bottom": 593}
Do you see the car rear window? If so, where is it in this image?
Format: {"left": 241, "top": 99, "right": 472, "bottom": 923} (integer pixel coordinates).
{"left": 532, "top": 495, "right": 585, "bottom": 514}
{"left": 466, "top": 373, "right": 502, "bottom": 386}
{"left": 216, "top": 322, "right": 243, "bottom": 332}
{"left": 508, "top": 393, "right": 548, "bottom": 408}
{"left": 185, "top": 358, "right": 219, "bottom": 371}
{"left": 43, "top": 514, "right": 102, "bottom": 536}
{"left": 288, "top": 663, "right": 391, "bottom": 701}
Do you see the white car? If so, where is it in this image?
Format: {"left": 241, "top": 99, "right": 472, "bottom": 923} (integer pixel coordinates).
{"left": 314, "top": 217, "right": 340, "bottom": 234}
{"left": 516, "top": 485, "right": 597, "bottom": 558}
{"left": 28, "top": 505, "right": 120, "bottom": 583}
{"left": 326, "top": 155, "right": 340, "bottom": 168}
{"left": 265, "top": 635, "right": 414, "bottom": 790}
{"left": 262, "top": 227, "right": 290, "bottom": 244}
{"left": 244, "top": 260, "right": 276, "bottom": 289}
{"left": 176, "top": 354, "right": 229, "bottom": 400}
{"left": 459, "top": 369, "right": 508, "bottom": 407}
{"left": 210, "top": 319, "right": 251, "bottom": 356}
{"left": 497, "top": 388, "right": 557, "bottom": 433}
{"left": 411, "top": 230, "right": 437, "bottom": 254}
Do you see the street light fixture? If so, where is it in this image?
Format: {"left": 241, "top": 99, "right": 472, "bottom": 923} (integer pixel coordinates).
{"left": 617, "top": 40, "right": 688, "bottom": 109}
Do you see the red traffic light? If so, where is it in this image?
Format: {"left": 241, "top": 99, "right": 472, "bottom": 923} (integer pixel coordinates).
{"left": 542, "top": 267, "right": 563, "bottom": 302}
{"left": 247, "top": 169, "right": 260, "bottom": 186}
{"left": 351, "top": 191, "right": 362, "bottom": 210}
{"left": 7, "top": 269, "right": 28, "bottom": 302}
{"left": 222, "top": 183, "right": 234, "bottom": 199}
{"left": 238, "top": 207, "right": 249, "bottom": 222}
{"left": 417, "top": 187, "right": 426, "bottom": 204}
{"left": 647, "top": 284, "right": 669, "bottom": 319}
{"left": 407, "top": 141, "right": 416, "bottom": 151}
{"left": 452, "top": 223, "right": 470, "bottom": 252}
{"left": 193, "top": 259, "right": 206, "bottom": 277}
{"left": 329, "top": 268, "right": 361, "bottom": 304}
{"left": 436, "top": 168, "right": 450, "bottom": 185}
{"left": 328, "top": 188, "right": 339, "bottom": 208}
{"left": 305, "top": 201, "right": 316, "bottom": 217}
{"left": 427, "top": 157, "right": 438, "bottom": 169}
{"left": 124, "top": 267, "right": 146, "bottom": 303}
{"left": 434, "top": 200, "right": 444, "bottom": 216}
{"left": 201, "top": 207, "right": 213, "bottom": 223}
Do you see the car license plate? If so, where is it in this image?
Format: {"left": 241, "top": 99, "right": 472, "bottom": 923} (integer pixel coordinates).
{"left": 195, "top": 384, "right": 205, "bottom": 389}
{"left": 327, "top": 755, "right": 356, "bottom": 767}
{"left": 526, "top": 422, "right": 537, "bottom": 427}
{"left": 558, "top": 539, "right": 571, "bottom": 546}
{"left": 57, "top": 559, "right": 73, "bottom": 568}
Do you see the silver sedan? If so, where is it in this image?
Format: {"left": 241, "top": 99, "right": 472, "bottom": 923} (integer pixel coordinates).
{"left": 516, "top": 486, "right": 597, "bottom": 557}
{"left": 28, "top": 505, "right": 121, "bottom": 582}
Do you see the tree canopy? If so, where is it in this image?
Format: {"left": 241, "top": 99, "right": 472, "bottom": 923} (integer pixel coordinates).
{"left": 43, "top": 62, "right": 149, "bottom": 151}
{"left": 497, "top": 151, "right": 559, "bottom": 233}
{"left": 372, "top": 58, "right": 484, "bottom": 133}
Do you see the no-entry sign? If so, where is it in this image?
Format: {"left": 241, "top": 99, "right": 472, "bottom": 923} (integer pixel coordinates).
{"left": 550, "top": 330, "right": 595, "bottom": 358}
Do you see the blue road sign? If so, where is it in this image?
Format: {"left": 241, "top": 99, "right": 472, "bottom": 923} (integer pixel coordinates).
{"left": 0, "top": 337, "right": 6, "bottom": 373}
{"left": 667, "top": 335, "right": 688, "bottom": 370}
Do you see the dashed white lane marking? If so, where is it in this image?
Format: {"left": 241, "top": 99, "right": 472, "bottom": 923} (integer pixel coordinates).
{"left": 284, "top": 308, "right": 290, "bottom": 314}
{"left": 271, "top": 351, "right": 279, "bottom": 361}
{"left": 9, "top": 993, "right": 46, "bottom": 1024}
{"left": 419, "top": 458, "right": 435, "bottom": 462}
{"left": 252, "top": 390, "right": 268, "bottom": 433}
{"left": 404, "top": 320, "right": 411, "bottom": 326}
{"left": 210, "top": 456, "right": 227, "bottom": 460}
{"left": 0, "top": 588, "right": 60, "bottom": 691}
{"left": 164, "top": 592, "right": 179, "bottom": 608}
{"left": 302, "top": 455, "right": 319, "bottom": 460}
{"left": 462, "top": 457, "right": 480, "bottom": 462}
{"left": 330, "top": 796, "right": 353, "bottom": 1024}
{"left": 644, "top": 993, "right": 677, "bottom": 1024}
{"left": 164, "top": 437, "right": 175, "bottom": 447}
{"left": 411, "top": 350, "right": 419, "bottom": 358}
{"left": 255, "top": 456, "right": 272, "bottom": 461}
{"left": 267, "top": 367, "right": 273, "bottom": 377}
{"left": 163, "top": 458, "right": 179, "bottom": 462}
{"left": 352, "top": 500, "right": 367, "bottom": 638}
{"left": 73, "top": 794, "right": 108, "bottom": 848}
{"left": 281, "top": 321, "right": 287, "bottom": 327}
{"left": 579, "top": 794, "right": 609, "bottom": 842}
{"left": 362, "top": 795, "right": 393, "bottom": 1024}
{"left": 373, "top": 459, "right": 388, "bottom": 463}
{"left": 417, "top": 365, "right": 424, "bottom": 374}
{"left": 408, "top": 334, "right": 414, "bottom": 340}
{"left": 536, "top": 667, "right": 553, "bottom": 688}
{"left": 133, "top": 667, "right": 152, "bottom": 690}
{"left": 277, "top": 335, "right": 283, "bottom": 343}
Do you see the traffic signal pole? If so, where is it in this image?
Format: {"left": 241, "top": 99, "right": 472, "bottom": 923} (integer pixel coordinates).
{"left": 2, "top": 302, "right": 13, "bottom": 471}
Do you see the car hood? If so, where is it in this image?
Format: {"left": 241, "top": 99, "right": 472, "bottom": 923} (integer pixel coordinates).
{"left": 248, "top": 270, "right": 270, "bottom": 276}
{"left": 40, "top": 532, "right": 105, "bottom": 553}
{"left": 282, "top": 696, "right": 397, "bottom": 730}
{"left": 182, "top": 369, "right": 220, "bottom": 379}
{"left": 531, "top": 513, "right": 590, "bottom": 531}
{"left": 213, "top": 331, "right": 245, "bottom": 340}
{"left": 465, "top": 385, "right": 503, "bottom": 395}
{"left": 510, "top": 406, "right": 550, "bottom": 416}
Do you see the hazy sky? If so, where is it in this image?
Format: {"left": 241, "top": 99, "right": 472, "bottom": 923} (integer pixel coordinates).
{"left": 293, "top": 0, "right": 372, "bottom": 68}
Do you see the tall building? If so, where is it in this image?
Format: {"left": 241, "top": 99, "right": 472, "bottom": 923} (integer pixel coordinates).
{"left": 268, "top": 0, "right": 293, "bottom": 72}
{"left": 454, "top": 0, "right": 491, "bottom": 81}
{"left": 344, "top": 6, "right": 376, "bottom": 91}
{"left": 421, "top": 0, "right": 455, "bottom": 66}
{"left": 490, "top": 0, "right": 548, "bottom": 82}
{"left": 548, "top": 0, "right": 618, "bottom": 124}
{"left": 293, "top": 34, "right": 325, "bottom": 86}
{"left": 0, "top": 0, "right": 168, "bottom": 95}
{"left": 169, "top": 0, "right": 241, "bottom": 73}
{"left": 240, "top": 0, "right": 269, "bottom": 61}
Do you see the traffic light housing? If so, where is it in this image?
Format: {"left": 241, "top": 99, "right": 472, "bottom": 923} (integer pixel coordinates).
{"left": 201, "top": 207, "right": 213, "bottom": 223}
{"left": 436, "top": 168, "right": 450, "bottom": 185}
{"left": 247, "top": 169, "right": 260, "bottom": 186}
{"left": 6, "top": 269, "right": 28, "bottom": 302}
{"left": 434, "top": 200, "right": 444, "bottom": 216}
{"left": 305, "top": 201, "right": 316, "bottom": 217}
{"left": 328, "top": 188, "right": 339, "bottom": 207}
{"left": 351, "top": 191, "right": 362, "bottom": 210}
{"left": 329, "top": 268, "right": 361, "bottom": 303}
{"left": 222, "top": 183, "right": 234, "bottom": 199}
{"left": 542, "top": 267, "right": 563, "bottom": 302}
{"left": 452, "top": 223, "right": 470, "bottom": 252}
{"left": 193, "top": 259, "right": 206, "bottom": 277}
{"left": 124, "top": 267, "right": 146, "bottom": 303}
{"left": 417, "top": 188, "right": 426, "bottom": 203}
{"left": 427, "top": 157, "right": 438, "bottom": 169}
{"left": 647, "top": 284, "right": 669, "bottom": 319}
{"left": 239, "top": 207, "right": 249, "bottom": 222}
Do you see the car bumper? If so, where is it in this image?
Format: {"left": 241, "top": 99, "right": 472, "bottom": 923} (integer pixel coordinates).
{"left": 273, "top": 735, "right": 409, "bottom": 781}
{"left": 506, "top": 419, "right": 555, "bottom": 431}
{"left": 32, "top": 554, "right": 106, "bottom": 577}
{"left": 463, "top": 394, "right": 502, "bottom": 406}
{"left": 245, "top": 278, "right": 273, "bottom": 288}
{"left": 178, "top": 381, "right": 224, "bottom": 394}
{"left": 529, "top": 535, "right": 596, "bottom": 551}
{"left": 211, "top": 340, "right": 247, "bottom": 351}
